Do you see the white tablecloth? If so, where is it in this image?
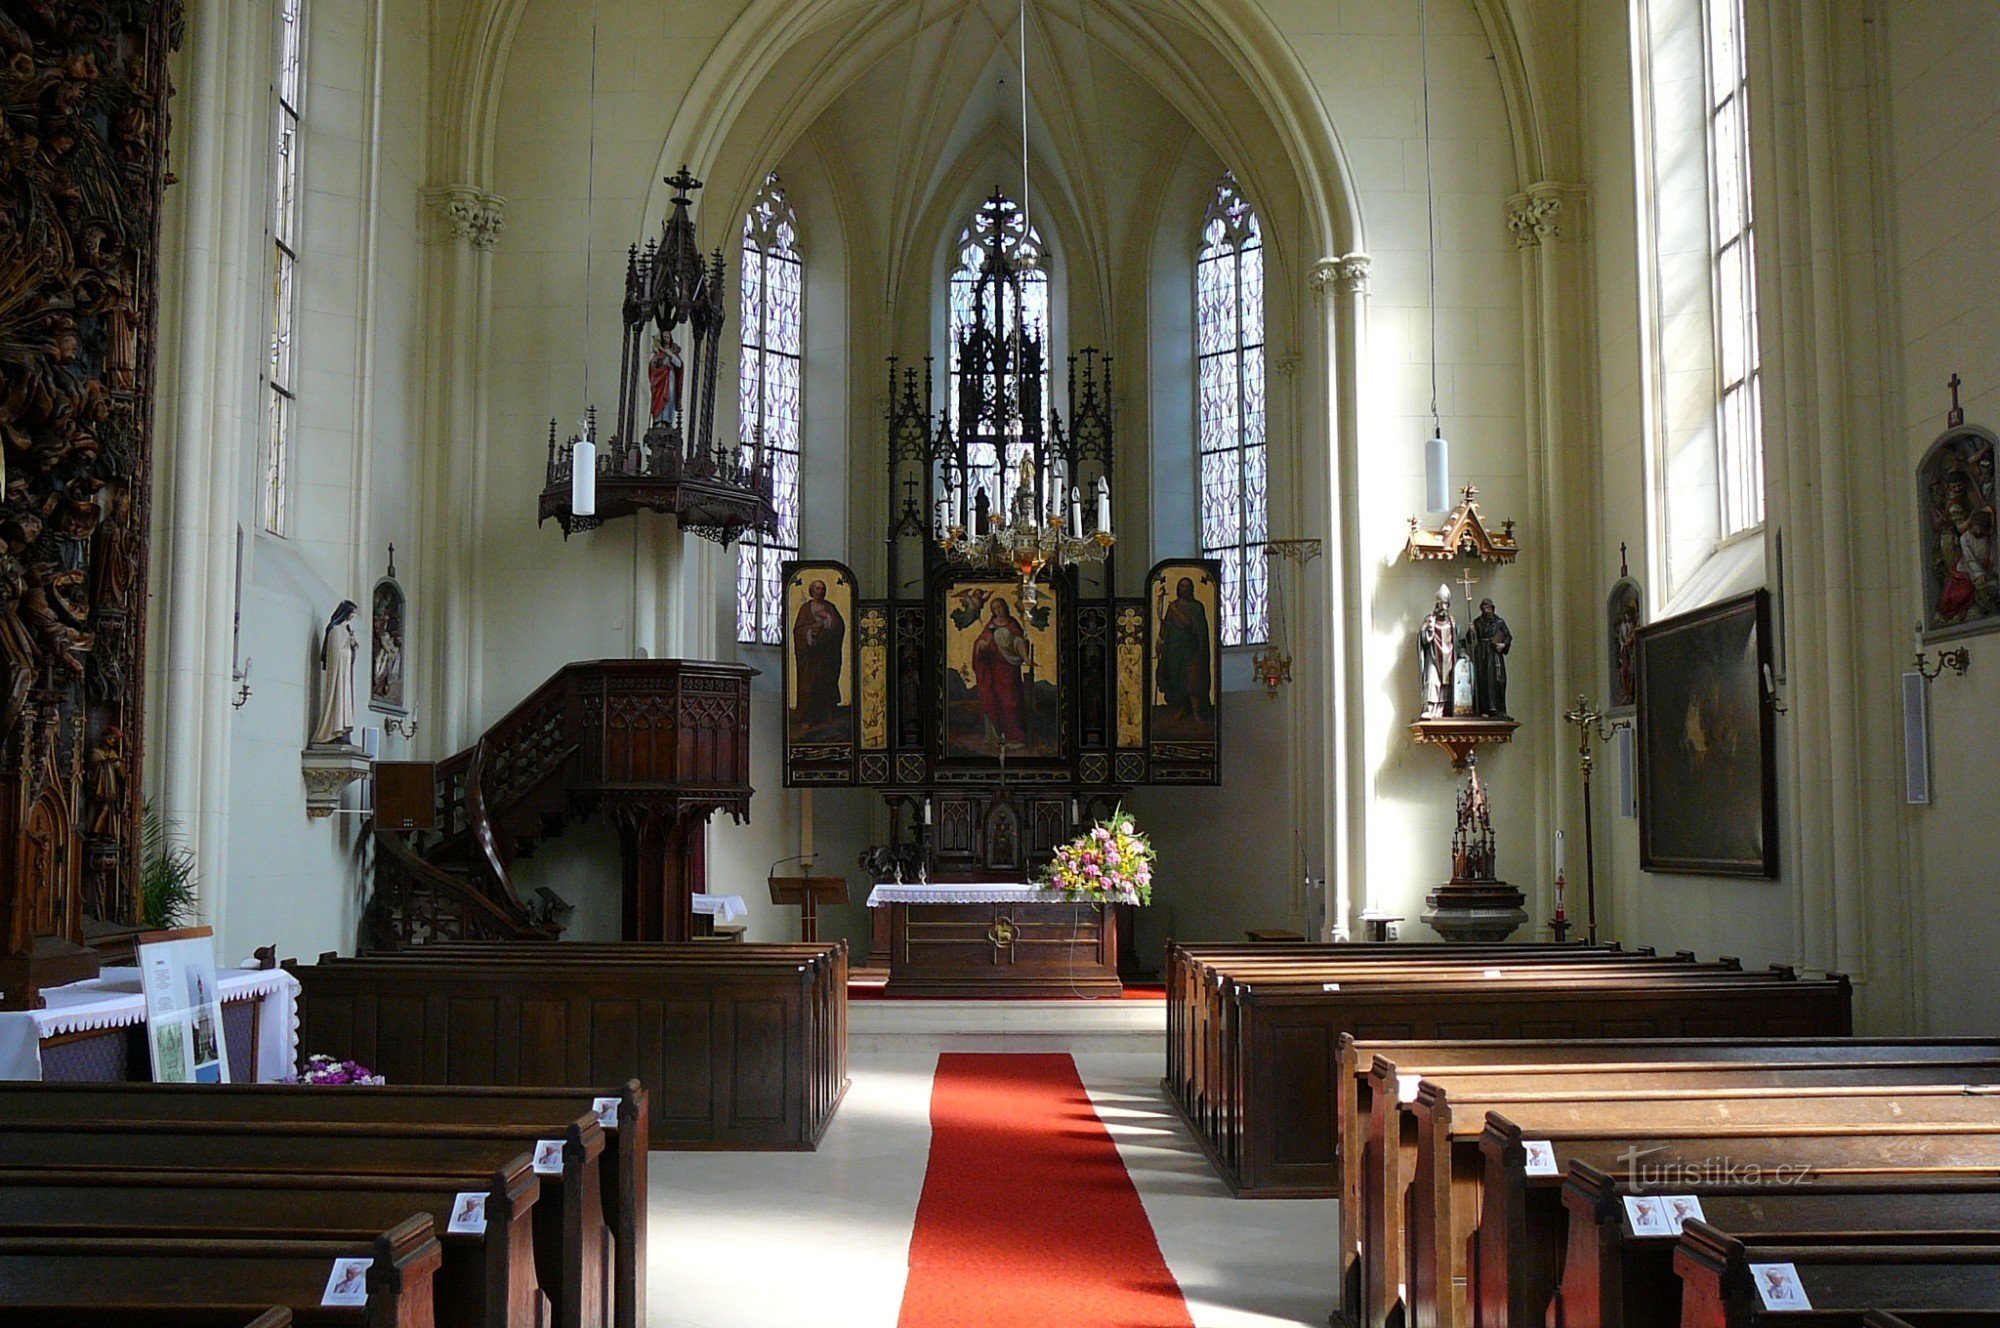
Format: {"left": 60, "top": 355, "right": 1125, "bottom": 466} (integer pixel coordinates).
{"left": 691, "top": 893, "right": 749, "bottom": 923}
{"left": 865, "top": 882, "right": 1065, "bottom": 907}
{"left": 0, "top": 964, "right": 301, "bottom": 1083}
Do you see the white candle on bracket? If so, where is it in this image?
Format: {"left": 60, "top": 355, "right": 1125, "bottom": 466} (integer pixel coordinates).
{"left": 923, "top": 798, "right": 933, "bottom": 826}
{"left": 1096, "top": 477, "right": 1112, "bottom": 536}
{"left": 1070, "top": 486, "right": 1083, "bottom": 534}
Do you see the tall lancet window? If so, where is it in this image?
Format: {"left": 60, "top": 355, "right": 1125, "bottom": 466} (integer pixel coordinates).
{"left": 1706, "top": 0, "right": 1764, "bottom": 535}
{"left": 262, "top": 0, "right": 306, "bottom": 535}
{"left": 1196, "top": 174, "right": 1267, "bottom": 646}
{"left": 949, "top": 194, "right": 1049, "bottom": 514}
{"left": 737, "top": 174, "right": 803, "bottom": 646}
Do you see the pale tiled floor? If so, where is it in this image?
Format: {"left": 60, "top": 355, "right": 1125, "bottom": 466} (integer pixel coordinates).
{"left": 648, "top": 1049, "right": 1340, "bottom": 1327}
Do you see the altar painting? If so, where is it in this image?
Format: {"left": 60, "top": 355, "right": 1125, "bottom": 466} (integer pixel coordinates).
{"left": 784, "top": 563, "right": 856, "bottom": 748}
{"left": 941, "top": 578, "right": 1061, "bottom": 760}
{"left": 1149, "top": 562, "right": 1220, "bottom": 743}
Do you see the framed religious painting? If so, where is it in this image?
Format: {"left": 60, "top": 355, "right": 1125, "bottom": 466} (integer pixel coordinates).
{"left": 1916, "top": 424, "right": 1998, "bottom": 641}
{"left": 1634, "top": 590, "right": 1777, "bottom": 877}
{"left": 1606, "top": 573, "right": 1643, "bottom": 712}
{"left": 937, "top": 574, "right": 1064, "bottom": 764}
{"left": 369, "top": 548, "right": 408, "bottom": 715}
{"left": 781, "top": 561, "right": 858, "bottom": 783}
{"left": 1146, "top": 559, "right": 1222, "bottom": 784}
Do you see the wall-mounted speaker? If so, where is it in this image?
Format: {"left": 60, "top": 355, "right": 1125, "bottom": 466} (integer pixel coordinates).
{"left": 1903, "top": 671, "right": 1932, "bottom": 806}
{"left": 374, "top": 761, "right": 437, "bottom": 831}
{"left": 1616, "top": 726, "right": 1637, "bottom": 819}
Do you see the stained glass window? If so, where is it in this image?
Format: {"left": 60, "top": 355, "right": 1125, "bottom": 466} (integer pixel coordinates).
{"left": 1706, "top": 0, "right": 1763, "bottom": 536}
{"left": 262, "top": 0, "right": 305, "bottom": 536}
{"left": 1196, "top": 174, "right": 1267, "bottom": 646}
{"left": 949, "top": 195, "right": 1049, "bottom": 514}
{"left": 737, "top": 175, "right": 803, "bottom": 646}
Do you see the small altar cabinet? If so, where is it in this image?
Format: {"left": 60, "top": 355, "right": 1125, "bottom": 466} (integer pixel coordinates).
{"left": 866, "top": 883, "right": 1122, "bottom": 999}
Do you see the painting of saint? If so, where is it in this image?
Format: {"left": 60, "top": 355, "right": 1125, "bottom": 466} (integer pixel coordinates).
{"left": 1149, "top": 563, "right": 1220, "bottom": 742}
{"left": 785, "top": 567, "right": 854, "bottom": 746}
{"left": 942, "top": 578, "right": 1060, "bottom": 760}
{"left": 1635, "top": 591, "right": 1777, "bottom": 877}
{"left": 1918, "top": 427, "right": 1999, "bottom": 639}
{"left": 370, "top": 574, "right": 406, "bottom": 713}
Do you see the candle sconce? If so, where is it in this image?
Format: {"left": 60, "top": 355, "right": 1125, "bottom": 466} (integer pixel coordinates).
{"left": 1561, "top": 696, "right": 1632, "bottom": 945}
{"left": 382, "top": 711, "right": 419, "bottom": 740}
{"left": 231, "top": 658, "right": 253, "bottom": 710}
{"left": 1914, "top": 629, "right": 1971, "bottom": 682}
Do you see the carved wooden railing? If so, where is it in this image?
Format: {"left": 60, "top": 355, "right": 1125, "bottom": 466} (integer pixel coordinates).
{"left": 368, "top": 659, "right": 755, "bottom": 950}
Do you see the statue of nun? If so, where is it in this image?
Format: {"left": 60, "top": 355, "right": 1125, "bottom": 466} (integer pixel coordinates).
{"left": 311, "top": 600, "right": 360, "bottom": 747}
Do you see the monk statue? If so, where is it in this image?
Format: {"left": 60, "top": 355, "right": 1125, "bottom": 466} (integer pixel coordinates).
{"left": 1469, "top": 596, "right": 1513, "bottom": 718}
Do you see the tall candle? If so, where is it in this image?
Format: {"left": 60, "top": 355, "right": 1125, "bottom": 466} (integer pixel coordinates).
{"left": 1070, "top": 486, "right": 1083, "bottom": 534}
{"left": 1554, "top": 830, "right": 1567, "bottom": 919}
{"left": 1096, "top": 477, "right": 1112, "bottom": 536}
{"left": 1555, "top": 829, "right": 1566, "bottom": 877}
{"left": 923, "top": 798, "right": 933, "bottom": 826}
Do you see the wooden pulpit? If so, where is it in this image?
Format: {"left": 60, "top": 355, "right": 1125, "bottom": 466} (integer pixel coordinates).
{"left": 768, "top": 874, "right": 849, "bottom": 943}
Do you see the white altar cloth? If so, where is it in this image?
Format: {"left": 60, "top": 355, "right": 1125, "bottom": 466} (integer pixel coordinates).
{"left": 691, "top": 893, "right": 749, "bottom": 923}
{"left": 0, "top": 963, "right": 301, "bottom": 1083}
{"left": 865, "top": 882, "right": 1065, "bottom": 907}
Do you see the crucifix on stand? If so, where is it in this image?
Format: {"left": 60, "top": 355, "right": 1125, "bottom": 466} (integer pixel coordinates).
{"left": 1453, "top": 564, "right": 1482, "bottom": 621}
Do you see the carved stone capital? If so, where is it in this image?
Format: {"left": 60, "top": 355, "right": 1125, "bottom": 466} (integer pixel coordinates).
{"left": 423, "top": 185, "right": 508, "bottom": 250}
{"left": 1507, "top": 183, "right": 1586, "bottom": 248}
{"left": 1310, "top": 253, "right": 1371, "bottom": 298}
{"left": 1272, "top": 353, "right": 1302, "bottom": 380}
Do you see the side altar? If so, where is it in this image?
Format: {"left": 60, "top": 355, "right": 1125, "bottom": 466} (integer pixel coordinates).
{"left": 779, "top": 195, "right": 1222, "bottom": 991}
{"left": 865, "top": 882, "right": 1120, "bottom": 999}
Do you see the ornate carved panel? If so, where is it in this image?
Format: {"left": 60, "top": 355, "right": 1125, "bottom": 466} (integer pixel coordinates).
{"left": 0, "top": 0, "right": 184, "bottom": 1002}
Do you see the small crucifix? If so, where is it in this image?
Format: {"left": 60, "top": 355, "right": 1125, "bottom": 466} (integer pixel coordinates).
{"left": 1949, "top": 373, "right": 1965, "bottom": 429}
{"left": 1618, "top": 541, "right": 1629, "bottom": 579}
{"left": 1454, "top": 563, "right": 1482, "bottom": 625}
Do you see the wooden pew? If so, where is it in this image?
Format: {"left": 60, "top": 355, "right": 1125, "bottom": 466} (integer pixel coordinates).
{"left": 1460, "top": 1106, "right": 2000, "bottom": 1328}
{"left": 1674, "top": 1222, "right": 2000, "bottom": 1326}
{"left": 0, "top": 1113, "right": 607, "bottom": 1328}
{"left": 0, "top": 1213, "right": 440, "bottom": 1327}
{"left": 1337, "top": 1037, "right": 2000, "bottom": 1328}
{"left": 0, "top": 1164, "right": 534, "bottom": 1328}
{"left": 0, "top": 1079, "right": 645, "bottom": 1328}
{"left": 1560, "top": 1162, "right": 2000, "bottom": 1328}
{"left": 1349, "top": 1051, "right": 2000, "bottom": 1328}
{"left": 292, "top": 944, "right": 848, "bottom": 1150}
{"left": 1208, "top": 970, "right": 1852, "bottom": 1197}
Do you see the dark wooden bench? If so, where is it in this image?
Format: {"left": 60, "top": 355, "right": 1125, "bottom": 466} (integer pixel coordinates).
{"left": 1336, "top": 1037, "right": 2000, "bottom": 1328}
{"left": 1461, "top": 1106, "right": 2000, "bottom": 1328}
{"left": 0, "top": 1113, "right": 607, "bottom": 1328}
{"left": 292, "top": 944, "right": 848, "bottom": 1150}
{"left": 1366, "top": 1061, "right": 2000, "bottom": 1328}
{"left": 1675, "top": 1222, "right": 2000, "bottom": 1326}
{"left": 0, "top": 1214, "right": 439, "bottom": 1326}
{"left": 0, "top": 1079, "right": 646, "bottom": 1328}
{"left": 1560, "top": 1162, "right": 2000, "bottom": 1328}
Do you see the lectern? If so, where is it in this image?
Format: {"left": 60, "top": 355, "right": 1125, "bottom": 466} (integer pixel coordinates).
{"left": 767, "top": 874, "right": 850, "bottom": 943}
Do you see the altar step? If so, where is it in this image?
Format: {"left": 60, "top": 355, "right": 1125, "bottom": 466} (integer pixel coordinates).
{"left": 848, "top": 998, "right": 1166, "bottom": 1055}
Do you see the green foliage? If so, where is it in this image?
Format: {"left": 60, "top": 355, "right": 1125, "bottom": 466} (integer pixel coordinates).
{"left": 140, "top": 801, "right": 199, "bottom": 929}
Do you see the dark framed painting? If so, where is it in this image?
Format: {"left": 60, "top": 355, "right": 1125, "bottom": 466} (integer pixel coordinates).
{"left": 1634, "top": 590, "right": 1777, "bottom": 877}
{"left": 1607, "top": 575, "right": 1643, "bottom": 711}
{"left": 1145, "top": 559, "right": 1222, "bottom": 783}
{"left": 369, "top": 560, "right": 407, "bottom": 715}
{"left": 1917, "top": 424, "right": 1998, "bottom": 641}
{"left": 938, "top": 575, "right": 1062, "bottom": 762}
{"left": 782, "top": 561, "right": 857, "bottom": 771}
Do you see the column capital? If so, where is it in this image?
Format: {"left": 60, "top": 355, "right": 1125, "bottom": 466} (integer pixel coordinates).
{"left": 1506, "top": 182, "right": 1586, "bottom": 248}
{"left": 1310, "top": 252, "right": 1371, "bottom": 298}
{"left": 423, "top": 184, "right": 508, "bottom": 250}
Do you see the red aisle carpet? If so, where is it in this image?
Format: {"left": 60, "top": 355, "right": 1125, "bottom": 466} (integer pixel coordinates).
{"left": 897, "top": 1053, "right": 1195, "bottom": 1328}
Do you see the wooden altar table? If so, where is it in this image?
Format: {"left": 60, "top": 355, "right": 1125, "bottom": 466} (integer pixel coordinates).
{"left": 866, "top": 882, "right": 1122, "bottom": 999}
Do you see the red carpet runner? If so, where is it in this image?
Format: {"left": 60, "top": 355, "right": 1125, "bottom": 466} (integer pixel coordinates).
{"left": 897, "top": 1053, "right": 1195, "bottom": 1328}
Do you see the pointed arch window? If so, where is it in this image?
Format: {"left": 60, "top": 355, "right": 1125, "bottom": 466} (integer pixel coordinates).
{"left": 949, "top": 194, "right": 1049, "bottom": 514}
{"left": 1705, "top": 0, "right": 1764, "bottom": 536}
{"left": 1197, "top": 174, "right": 1267, "bottom": 646}
{"left": 737, "top": 175, "right": 803, "bottom": 646}
{"left": 261, "top": 0, "right": 306, "bottom": 536}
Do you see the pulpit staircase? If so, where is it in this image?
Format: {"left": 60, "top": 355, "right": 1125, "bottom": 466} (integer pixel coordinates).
{"left": 364, "top": 659, "right": 755, "bottom": 951}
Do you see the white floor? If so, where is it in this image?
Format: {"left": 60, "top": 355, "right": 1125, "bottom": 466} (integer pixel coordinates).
{"left": 648, "top": 1039, "right": 1340, "bottom": 1328}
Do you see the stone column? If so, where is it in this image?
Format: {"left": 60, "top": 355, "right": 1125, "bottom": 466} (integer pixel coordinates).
{"left": 1310, "top": 253, "right": 1372, "bottom": 940}
{"left": 1508, "top": 181, "right": 1592, "bottom": 939}
{"left": 418, "top": 185, "right": 505, "bottom": 751}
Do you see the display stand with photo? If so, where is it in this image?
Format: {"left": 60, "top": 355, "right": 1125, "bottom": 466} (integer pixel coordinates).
{"left": 137, "top": 928, "right": 230, "bottom": 1084}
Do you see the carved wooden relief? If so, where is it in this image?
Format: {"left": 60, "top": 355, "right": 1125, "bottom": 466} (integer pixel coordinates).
{"left": 0, "top": 0, "right": 184, "bottom": 1002}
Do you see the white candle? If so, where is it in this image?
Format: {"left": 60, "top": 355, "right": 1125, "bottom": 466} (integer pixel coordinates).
{"left": 1555, "top": 829, "right": 1565, "bottom": 877}
{"left": 923, "top": 798, "right": 933, "bottom": 826}
{"left": 1096, "top": 477, "right": 1112, "bottom": 536}
{"left": 1070, "top": 486, "right": 1083, "bottom": 534}
{"left": 570, "top": 433, "right": 597, "bottom": 516}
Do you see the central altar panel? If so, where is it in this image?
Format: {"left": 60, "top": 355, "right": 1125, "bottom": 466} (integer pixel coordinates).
{"left": 867, "top": 883, "right": 1121, "bottom": 999}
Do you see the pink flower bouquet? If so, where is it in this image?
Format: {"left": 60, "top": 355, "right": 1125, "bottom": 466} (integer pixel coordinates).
{"left": 288, "top": 1053, "right": 385, "bottom": 1086}
{"left": 1041, "top": 809, "right": 1155, "bottom": 906}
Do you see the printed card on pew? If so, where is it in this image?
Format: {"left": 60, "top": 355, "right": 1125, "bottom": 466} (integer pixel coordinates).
{"left": 1623, "top": 1194, "right": 1704, "bottom": 1236}
{"left": 1750, "top": 1263, "right": 1811, "bottom": 1311}
{"left": 1397, "top": 1073, "right": 1422, "bottom": 1104}
{"left": 533, "top": 1139, "right": 565, "bottom": 1175}
{"left": 323, "top": 1257, "right": 372, "bottom": 1307}
{"left": 592, "top": 1096, "right": 620, "bottom": 1128}
{"left": 1521, "top": 1140, "right": 1560, "bottom": 1177}
{"left": 448, "top": 1192, "right": 488, "bottom": 1235}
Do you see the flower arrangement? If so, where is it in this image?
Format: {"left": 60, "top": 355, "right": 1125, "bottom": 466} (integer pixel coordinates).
{"left": 288, "top": 1053, "right": 385, "bottom": 1086}
{"left": 1041, "top": 808, "right": 1155, "bottom": 906}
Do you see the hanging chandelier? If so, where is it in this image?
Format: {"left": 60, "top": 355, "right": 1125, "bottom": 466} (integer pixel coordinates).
{"left": 939, "top": 453, "right": 1113, "bottom": 607}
